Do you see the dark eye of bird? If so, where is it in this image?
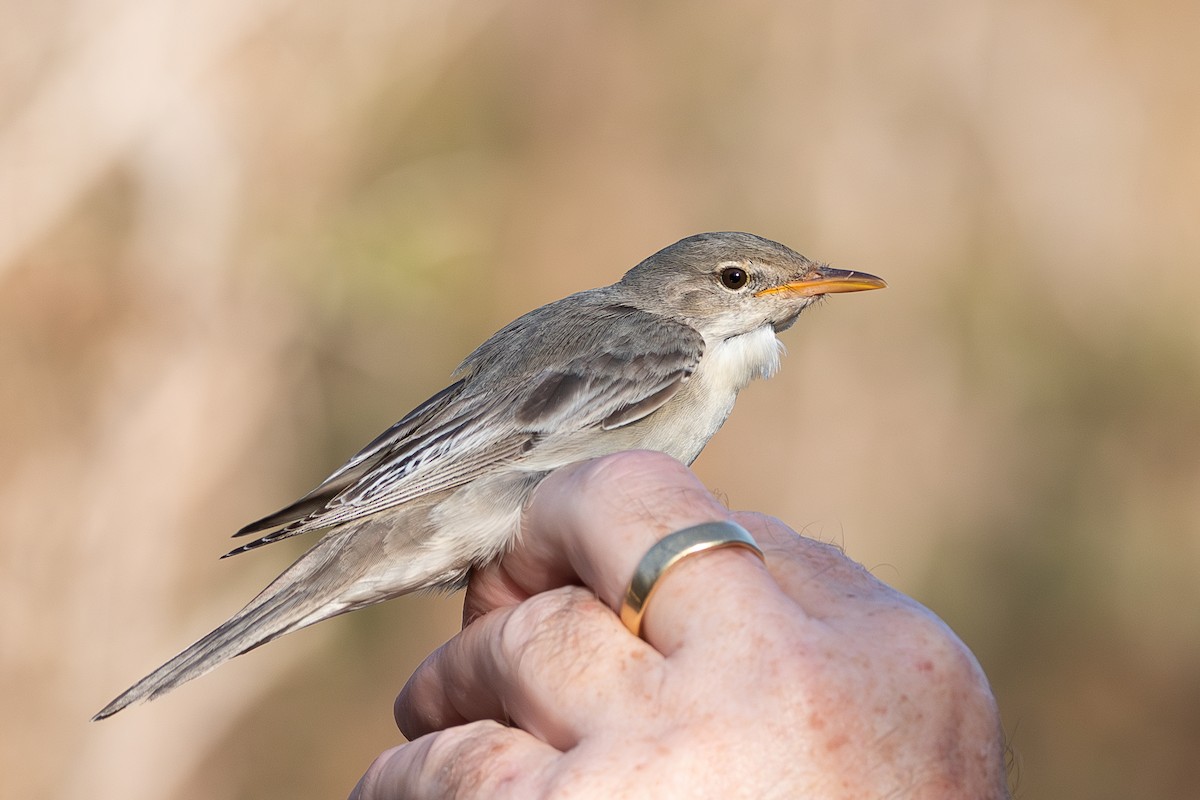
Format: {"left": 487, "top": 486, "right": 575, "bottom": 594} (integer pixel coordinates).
{"left": 719, "top": 266, "right": 748, "bottom": 290}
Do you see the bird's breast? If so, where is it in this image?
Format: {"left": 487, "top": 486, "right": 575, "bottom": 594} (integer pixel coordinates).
{"left": 631, "top": 325, "right": 783, "bottom": 464}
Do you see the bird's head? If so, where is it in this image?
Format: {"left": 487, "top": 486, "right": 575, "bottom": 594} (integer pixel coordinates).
{"left": 618, "top": 232, "right": 886, "bottom": 340}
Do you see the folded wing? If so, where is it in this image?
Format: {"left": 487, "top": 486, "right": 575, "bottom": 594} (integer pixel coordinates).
{"left": 226, "top": 299, "right": 704, "bottom": 555}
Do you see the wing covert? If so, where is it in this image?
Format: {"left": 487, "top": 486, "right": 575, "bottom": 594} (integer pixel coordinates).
{"left": 228, "top": 298, "right": 704, "bottom": 555}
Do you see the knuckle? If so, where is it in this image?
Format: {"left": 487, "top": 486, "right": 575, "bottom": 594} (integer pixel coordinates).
{"left": 893, "top": 604, "right": 984, "bottom": 680}
{"left": 419, "top": 721, "right": 527, "bottom": 799}
{"left": 497, "top": 586, "right": 615, "bottom": 696}
{"left": 354, "top": 745, "right": 406, "bottom": 800}
{"left": 498, "top": 586, "right": 600, "bottom": 663}
{"left": 577, "top": 450, "right": 692, "bottom": 499}
{"left": 575, "top": 451, "right": 726, "bottom": 526}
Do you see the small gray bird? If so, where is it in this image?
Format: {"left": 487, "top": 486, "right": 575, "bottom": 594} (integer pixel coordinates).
{"left": 94, "top": 231, "right": 885, "bottom": 719}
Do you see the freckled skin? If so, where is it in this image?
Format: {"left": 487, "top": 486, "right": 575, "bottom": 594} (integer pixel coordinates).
{"left": 363, "top": 453, "right": 1010, "bottom": 800}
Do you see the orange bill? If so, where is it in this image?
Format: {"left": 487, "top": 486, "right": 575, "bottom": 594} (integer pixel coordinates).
{"left": 755, "top": 267, "right": 887, "bottom": 298}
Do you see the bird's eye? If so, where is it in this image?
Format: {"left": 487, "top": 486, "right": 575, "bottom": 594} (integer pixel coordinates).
{"left": 719, "top": 266, "right": 749, "bottom": 290}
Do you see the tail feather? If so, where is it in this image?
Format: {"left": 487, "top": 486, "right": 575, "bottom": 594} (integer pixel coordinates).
{"left": 93, "top": 529, "right": 361, "bottom": 721}
{"left": 93, "top": 484, "right": 490, "bottom": 721}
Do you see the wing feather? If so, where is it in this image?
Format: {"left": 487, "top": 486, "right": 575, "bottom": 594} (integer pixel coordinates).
{"left": 227, "top": 297, "right": 704, "bottom": 555}
{"left": 234, "top": 380, "right": 467, "bottom": 537}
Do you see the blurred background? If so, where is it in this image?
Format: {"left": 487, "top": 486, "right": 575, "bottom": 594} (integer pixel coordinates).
{"left": 2, "top": 0, "right": 1197, "bottom": 797}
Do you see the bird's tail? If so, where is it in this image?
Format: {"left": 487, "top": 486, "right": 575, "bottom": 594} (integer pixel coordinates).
{"left": 92, "top": 525, "right": 373, "bottom": 721}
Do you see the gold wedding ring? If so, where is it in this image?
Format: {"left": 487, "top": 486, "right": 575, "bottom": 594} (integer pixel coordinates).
{"left": 619, "top": 521, "right": 765, "bottom": 639}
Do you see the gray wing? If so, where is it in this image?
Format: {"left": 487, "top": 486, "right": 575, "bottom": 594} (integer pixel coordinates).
{"left": 233, "top": 380, "right": 467, "bottom": 538}
{"left": 227, "top": 298, "right": 703, "bottom": 555}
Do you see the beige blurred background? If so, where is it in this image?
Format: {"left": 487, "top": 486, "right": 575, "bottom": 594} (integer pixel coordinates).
{"left": 2, "top": 0, "right": 1197, "bottom": 797}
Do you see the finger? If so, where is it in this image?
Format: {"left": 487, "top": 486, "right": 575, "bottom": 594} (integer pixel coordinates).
{"left": 513, "top": 450, "right": 790, "bottom": 655}
{"left": 349, "top": 720, "right": 557, "bottom": 800}
{"left": 461, "top": 557, "right": 535, "bottom": 627}
{"left": 734, "top": 512, "right": 905, "bottom": 618}
{"left": 396, "top": 585, "right": 661, "bottom": 748}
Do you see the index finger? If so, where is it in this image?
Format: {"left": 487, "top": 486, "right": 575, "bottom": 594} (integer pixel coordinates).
{"left": 466, "top": 450, "right": 784, "bottom": 653}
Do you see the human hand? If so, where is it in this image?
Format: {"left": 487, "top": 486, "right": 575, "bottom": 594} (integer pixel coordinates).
{"left": 351, "top": 450, "right": 1009, "bottom": 799}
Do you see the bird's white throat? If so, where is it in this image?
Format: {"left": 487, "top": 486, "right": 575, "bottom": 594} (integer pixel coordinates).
{"left": 701, "top": 325, "right": 783, "bottom": 393}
